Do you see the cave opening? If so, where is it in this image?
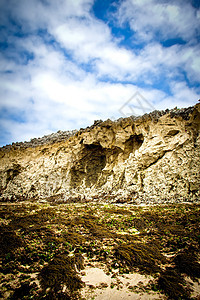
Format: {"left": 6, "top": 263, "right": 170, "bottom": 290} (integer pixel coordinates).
{"left": 123, "top": 134, "right": 144, "bottom": 159}
{"left": 70, "top": 143, "right": 106, "bottom": 188}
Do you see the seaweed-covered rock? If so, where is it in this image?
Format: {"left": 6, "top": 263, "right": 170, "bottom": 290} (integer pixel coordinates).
{"left": 39, "top": 254, "right": 84, "bottom": 299}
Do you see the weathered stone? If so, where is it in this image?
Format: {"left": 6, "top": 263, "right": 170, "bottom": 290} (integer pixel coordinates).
{"left": 0, "top": 103, "right": 199, "bottom": 203}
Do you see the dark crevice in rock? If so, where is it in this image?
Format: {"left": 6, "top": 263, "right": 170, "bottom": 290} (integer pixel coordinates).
{"left": 6, "top": 164, "right": 22, "bottom": 186}
{"left": 70, "top": 143, "right": 106, "bottom": 188}
{"left": 123, "top": 134, "right": 144, "bottom": 160}
{"left": 165, "top": 129, "right": 180, "bottom": 137}
{"left": 144, "top": 150, "right": 170, "bottom": 169}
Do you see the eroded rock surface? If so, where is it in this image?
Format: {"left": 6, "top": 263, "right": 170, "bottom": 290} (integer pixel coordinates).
{"left": 0, "top": 104, "right": 199, "bottom": 203}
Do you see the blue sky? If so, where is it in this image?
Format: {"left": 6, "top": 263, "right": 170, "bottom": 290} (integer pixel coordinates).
{"left": 0, "top": 0, "right": 200, "bottom": 146}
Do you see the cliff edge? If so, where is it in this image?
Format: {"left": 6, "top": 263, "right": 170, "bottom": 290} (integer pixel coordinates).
{"left": 0, "top": 103, "right": 200, "bottom": 204}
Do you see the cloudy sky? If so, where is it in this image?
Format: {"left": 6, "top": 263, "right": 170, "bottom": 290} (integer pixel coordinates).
{"left": 0, "top": 0, "right": 200, "bottom": 146}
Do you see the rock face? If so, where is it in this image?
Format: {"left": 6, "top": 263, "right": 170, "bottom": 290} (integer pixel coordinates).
{"left": 0, "top": 103, "right": 200, "bottom": 204}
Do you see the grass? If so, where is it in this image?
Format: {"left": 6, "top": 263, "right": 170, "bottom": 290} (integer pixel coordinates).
{"left": 0, "top": 201, "right": 199, "bottom": 299}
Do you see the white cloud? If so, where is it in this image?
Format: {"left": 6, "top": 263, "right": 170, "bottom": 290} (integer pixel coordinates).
{"left": 51, "top": 12, "right": 200, "bottom": 84}
{"left": 116, "top": 0, "right": 200, "bottom": 43}
{"left": 52, "top": 17, "right": 112, "bottom": 62}
{"left": 155, "top": 81, "right": 199, "bottom": 110}
{"left": 0, "top": 0, "right": 199, "bottom": 146}
{"left": 0, "top": 0, "right": 94, "bottom": 32}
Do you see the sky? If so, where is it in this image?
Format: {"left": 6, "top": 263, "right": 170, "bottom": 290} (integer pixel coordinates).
{"left": 0, "top": 0, "right": 200, "bottom": 146}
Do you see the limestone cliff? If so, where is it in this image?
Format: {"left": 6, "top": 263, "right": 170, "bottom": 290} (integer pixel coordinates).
{"left": 0, "top": 103, "right": 200, "bottom": 204}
